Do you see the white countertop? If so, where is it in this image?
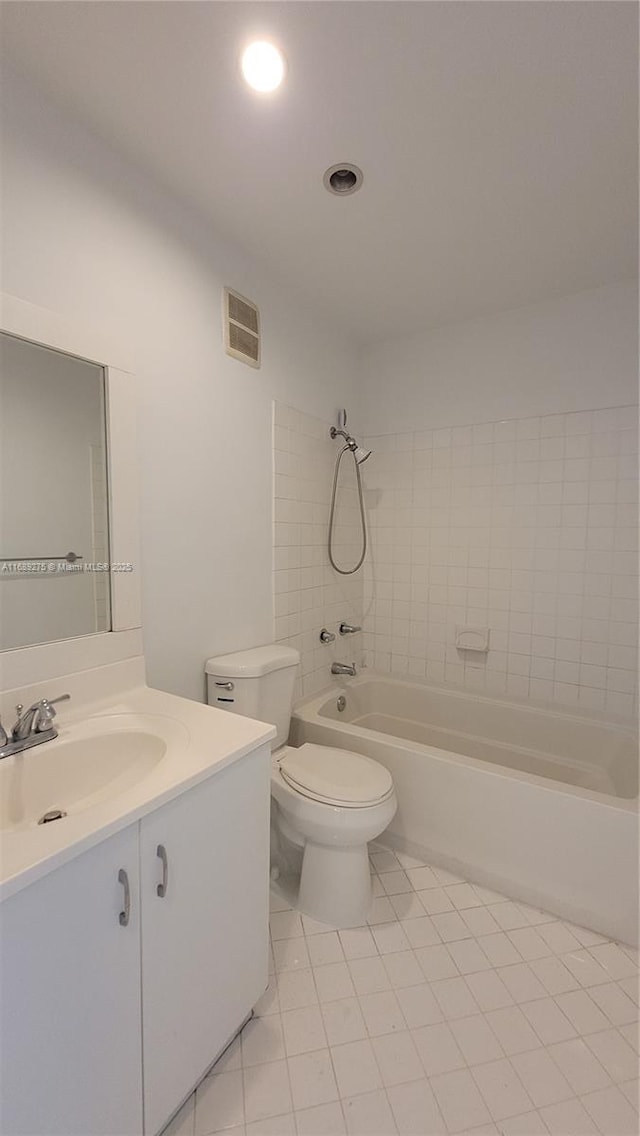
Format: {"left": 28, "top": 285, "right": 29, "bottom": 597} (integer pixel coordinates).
{"left": 0, "top": 683, "right": 275, "bottom": 901}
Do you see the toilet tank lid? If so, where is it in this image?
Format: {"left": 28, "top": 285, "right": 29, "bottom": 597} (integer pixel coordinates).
{"left": 205, "top": 644, "right": 300, "bottom": 678}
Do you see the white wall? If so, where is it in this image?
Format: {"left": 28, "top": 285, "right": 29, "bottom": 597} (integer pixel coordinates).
{"left": 1, "top": 71, "right": 359, "bottom": 699}
{"left": 360, "top": 282, "right": 638, "bottom": 435}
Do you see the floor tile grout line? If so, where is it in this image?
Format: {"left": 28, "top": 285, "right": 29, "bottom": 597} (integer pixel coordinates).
{"left": 198, "top": 1020, "right": 634, "bottom": 1127}
{"left": 256, "top": 973, "right": 626, "bottom": 1103}
{"left": 467, "top": 1052, "right": 537, "bottom": 1126}
{"left": 373, "top": 848, "right": 631, "bottom": 951}
{"left": 289, "top": 922, "right": 342, "bottom": 1123}
{"left": 270, "top": 860, "right": 637, "bottom": 1040}
{"left": 255, "top": 846, "right": 638, "bottom": 1136}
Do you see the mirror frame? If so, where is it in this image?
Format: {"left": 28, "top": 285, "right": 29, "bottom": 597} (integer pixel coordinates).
{"left": 0, "top": 292, "right": 142, "bottom": 689}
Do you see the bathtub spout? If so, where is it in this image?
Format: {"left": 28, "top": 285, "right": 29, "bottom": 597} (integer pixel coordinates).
{"left": 331, "top": 662, "right": 357, "bottom": 676}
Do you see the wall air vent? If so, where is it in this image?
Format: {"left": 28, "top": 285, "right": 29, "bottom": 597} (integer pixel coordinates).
{"left": 223, "top": 287, "right": 261, "bottom": 369}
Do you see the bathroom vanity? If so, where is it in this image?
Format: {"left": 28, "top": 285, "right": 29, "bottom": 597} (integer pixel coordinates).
{"left": 0, "top": 672, "right": 275, "bottom": 1136}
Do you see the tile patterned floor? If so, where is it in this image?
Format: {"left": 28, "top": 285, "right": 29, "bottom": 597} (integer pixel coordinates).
{"left": 164, "top": 846, "right": 639, "bottom": 1136}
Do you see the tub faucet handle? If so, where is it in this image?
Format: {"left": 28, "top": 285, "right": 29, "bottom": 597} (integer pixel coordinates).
{"left": 320, "top": 629, "right": 336, "bottom": 643}
{"left": 339, "top": 622, "right": 361, "bottom": 635}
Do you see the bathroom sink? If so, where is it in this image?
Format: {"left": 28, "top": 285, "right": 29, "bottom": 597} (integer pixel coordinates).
{"left": 0, "top": 713, "right": 186, "bottom": 832}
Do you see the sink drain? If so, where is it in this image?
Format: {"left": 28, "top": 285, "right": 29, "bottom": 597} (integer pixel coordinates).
{"left": 38, "top": 809, "right": 67, "bottom": 825}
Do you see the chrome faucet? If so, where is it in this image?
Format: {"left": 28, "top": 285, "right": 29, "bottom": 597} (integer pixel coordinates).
{"left": 0, "top": 694, "right": 71, "bottom": 760}
{"left": 331, "top": 662, "right": 357, "bottom": 676}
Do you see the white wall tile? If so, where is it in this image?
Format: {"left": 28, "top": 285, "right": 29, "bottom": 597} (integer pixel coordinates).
{"left": 360, "top": 405, "right": 638, "bottom": 715}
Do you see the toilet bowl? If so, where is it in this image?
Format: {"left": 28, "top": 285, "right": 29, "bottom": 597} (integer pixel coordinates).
{"left": 205, "top": 644, "right": 397, "bottom": 927}
{"left": 271, "top": 744, "right": 397, "bottom": 926}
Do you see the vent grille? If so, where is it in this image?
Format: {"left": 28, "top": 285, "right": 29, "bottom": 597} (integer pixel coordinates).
{"left": 229, "top": 323, "right": 260, "bottom": 363}
{"left": 224, "top": 287, "right": 260, "bottom": 368}
{"left": 228, "top": 292, "right": 259, "bottom": 334}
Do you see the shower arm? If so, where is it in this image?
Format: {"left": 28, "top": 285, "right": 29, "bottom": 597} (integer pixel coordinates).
{"left": 330, "top": 426, "right": 356, "bottom": 451}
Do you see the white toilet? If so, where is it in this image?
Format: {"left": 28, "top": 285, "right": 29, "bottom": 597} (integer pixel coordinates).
{"left": 205, "top": 645, "right": 397, "bottom": 926}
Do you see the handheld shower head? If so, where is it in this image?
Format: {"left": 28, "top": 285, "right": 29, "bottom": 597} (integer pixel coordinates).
{"left": 354, "top": 446, "right": 372, "bottom": 465}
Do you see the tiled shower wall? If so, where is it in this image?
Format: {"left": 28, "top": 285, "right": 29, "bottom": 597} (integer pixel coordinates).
{"left": 361, "top": 405, "right": 638, "bottom": 718}
{"left": 273, "top": 402, "right": 365, "bottom": 699}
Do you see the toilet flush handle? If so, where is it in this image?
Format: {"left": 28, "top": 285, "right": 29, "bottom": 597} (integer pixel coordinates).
{"left": 215, "top": 681, "right": 234, "bottom": 691}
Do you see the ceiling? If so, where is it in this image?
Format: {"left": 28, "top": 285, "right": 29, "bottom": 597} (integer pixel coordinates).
{"left": 3, "top": 1, "right": 637, "bottom": 345}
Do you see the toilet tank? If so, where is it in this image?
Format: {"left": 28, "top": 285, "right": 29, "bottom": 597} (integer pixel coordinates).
{"left": 205, "top": 645, "right": 300, "bottom": 750}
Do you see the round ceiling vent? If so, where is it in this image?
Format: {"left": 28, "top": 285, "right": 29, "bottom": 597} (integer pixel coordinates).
{"left": 323, "top": 163, "right": 364, "bottom": 196}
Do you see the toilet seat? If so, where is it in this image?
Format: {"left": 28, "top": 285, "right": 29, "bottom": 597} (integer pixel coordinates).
{"left": 278, "top": 743, "right": 393, "bottom": 808}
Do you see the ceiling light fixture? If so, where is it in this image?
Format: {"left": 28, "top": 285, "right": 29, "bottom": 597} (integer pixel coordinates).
{"left": 241, "top": 41, "right": 286, "bottom": 93}
{"left": 323, "top": 163, "right": 364, "bottom": 196}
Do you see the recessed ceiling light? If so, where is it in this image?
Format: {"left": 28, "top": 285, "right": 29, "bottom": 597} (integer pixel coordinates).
{"left": 241, "top": 41, "right": 286, "bottom": 93}
{"left": 323, "top": 163, "right": 364, "bottom": 196}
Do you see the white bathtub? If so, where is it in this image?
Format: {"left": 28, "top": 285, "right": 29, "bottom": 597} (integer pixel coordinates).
{"left": 290, "top": 673, "right": 639, "bottom": 945}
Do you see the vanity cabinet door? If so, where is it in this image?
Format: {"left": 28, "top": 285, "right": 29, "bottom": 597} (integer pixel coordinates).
{"left": 0, "top": 826, "right": 143, "bottom": 1136}
{"left": 140, "top": 745, "right": 271, "bottom": 1136}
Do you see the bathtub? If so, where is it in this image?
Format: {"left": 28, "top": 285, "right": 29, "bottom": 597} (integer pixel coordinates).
{"left": 290, "top": 673, "right": 639, "bottom": 945}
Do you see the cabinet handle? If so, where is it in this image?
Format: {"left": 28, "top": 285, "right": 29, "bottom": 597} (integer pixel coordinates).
{"left": 118, "top": 869, "right": 130, "bottom": 926}
{"left": 156, "top": 844, "right": 169, "bottom": 898}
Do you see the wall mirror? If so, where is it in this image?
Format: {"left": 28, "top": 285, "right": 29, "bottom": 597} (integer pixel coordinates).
{"left": 1, "top": 332, "right": 111, "bottom": 650}
{"left": 0, "top": 293, "right": 141, "bottom": 689}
